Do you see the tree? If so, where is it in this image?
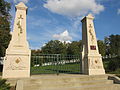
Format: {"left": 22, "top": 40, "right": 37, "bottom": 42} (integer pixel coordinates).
{"left": 41, "top": 40, "right": 67, "bottom": 54}
{"left": 31, "top": 49, "right": 42, "bottom": 55}
{"left": 97, "top": 40, "right": 106, "bottom": 56}
{"left": 0, "top": 0, "right": 11, "bottom": 57}
{"left": 104, "top": 37, "right": 110, "bottom": 56}
{"left": 104, "top": 35, "right": 120, "bottom": 57}
{"left": 109, "top": 35, "right": 120, "bottom": 56}
{"left": 67, "top": 41, "right": 82, "bottom": 55}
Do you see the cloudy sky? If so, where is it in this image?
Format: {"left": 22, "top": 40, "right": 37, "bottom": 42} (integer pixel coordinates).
{"left": 6, "top": 0, "right": 120, "bottom": 49}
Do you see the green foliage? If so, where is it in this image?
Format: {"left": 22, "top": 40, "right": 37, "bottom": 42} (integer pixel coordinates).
{"left": 41, "top": 40, "right": 67, "bottom": 54}
{"left": 0, "top": 0, "right": 11, "bottom": 31}
{"left": 0, "top": 0, "right": 11, "bottom": 57}
{"left": 40, "top": 40, "right": 82, "bottom": 55}
{"left": 109, "top": 35, "right": 120, "bottom": 56}
{"left": 67, "top": 40, "right": 82, "bottom": 55}
{"left": 104, "top": 56, "right": 120, "bottom": 72}
{"left": 31, "top": 49, "right": 42, "bottom": 55}
{"left": 32, "top": 34, "right": 120, "bottom": 57}
{"left": 97, "top": 40, "right": 106, "bottom": 56}
{"left": 0, "top": 79, "right": 11, "bottom": 90}
{"left": 108, "top": 59, "right": 119, "bottom": 71}
{"left": 104, "top": 35, "right": 120, "bottom": 56}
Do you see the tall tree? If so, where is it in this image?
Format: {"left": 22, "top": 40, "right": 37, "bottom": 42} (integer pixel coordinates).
{"left": 97, "top": 40, "right": 106, "bottom": 56}
{"left": 67, "top": 41, "right": 82, "bottom": 55}
{"left": 0, "top": 0, "right": 11, "bottom": 57}
{"left": 41, "top": 40, "right": 67, "bottom": 54}
{"left": 109, "top": 35, "right": 120, "bottom": 56}
{"left": 104, "top": 35, "right": 120, "bottom": 57}
{"left": 31, "top": 49, "right": 42, "bottom": 55}
{"left": 104, "top": 37, "right": 110, "bottom": 56}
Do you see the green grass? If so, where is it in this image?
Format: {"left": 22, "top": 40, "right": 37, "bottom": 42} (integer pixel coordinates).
{"left": 107, "top": 68, "right": 120, "bottom": 74}
{"left": 30, "top": 56, "right": 120, "bottom": 75}
{"left": 103, "top": 57, "right": 120, "bottom": 74}
{"left": 31, "top": 60, "right": 120, "bottom": 75}
{"left": 103, "top": 60, "right": 109, "bottom": 69}
{"left": 103, "top": 60, "right": 120, "bottom": 74}
{"left": 31, "top": 63, "right": 81, "bottom": 75}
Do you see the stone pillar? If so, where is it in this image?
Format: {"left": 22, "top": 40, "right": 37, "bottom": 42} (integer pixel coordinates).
{"left": 2, "top": 2, "right": 31, "bottom": 78}
{"left": 81, "top": 14, "right": 105, "bottom": 75}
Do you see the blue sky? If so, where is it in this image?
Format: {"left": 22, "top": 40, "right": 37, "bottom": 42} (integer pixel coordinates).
{"left": 6, "top": 0, "right": 120, "bottom": 49}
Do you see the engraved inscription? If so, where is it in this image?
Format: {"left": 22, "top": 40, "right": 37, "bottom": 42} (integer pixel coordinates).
{"left": 89, "top": 24, "right": 95, "bottom": 43}
{"left": 17, "top": 15, "right": 23, "bottom": 34}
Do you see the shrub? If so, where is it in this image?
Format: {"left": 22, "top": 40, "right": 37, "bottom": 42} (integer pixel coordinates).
{"left": 0, "top": 79, "right": 11, "bottom": 90}
{"left": 107, "top": 57, "right": 120, "bottom": 72}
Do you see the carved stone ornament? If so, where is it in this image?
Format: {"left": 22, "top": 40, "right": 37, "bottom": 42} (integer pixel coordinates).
{"left": 89, "top": 59, "right": 102, "bottom": 69}
{"left": 6, "top": 57, "right": 28, "bottom": 70}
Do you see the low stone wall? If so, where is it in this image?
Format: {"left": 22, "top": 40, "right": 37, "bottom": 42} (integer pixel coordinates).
{"left": 108, "top": 75, "right": 120, "bottom": 84}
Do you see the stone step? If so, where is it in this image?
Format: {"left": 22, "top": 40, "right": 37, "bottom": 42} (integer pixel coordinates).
{"left": 24, "top": 79, "right": 113, "bottom": 86}
{"left": 48, "top": 84, "right": 120, "bottom": 90}
{"left": 23, "top": 80, "right": 113, "bottom": 90}
{"left": 6, "top": 78, "right": 19, "bottom": 86}
{"left": 25, "top": 74, "right": 108, "bottom": 83}
{"left": 113, "top": 84, "right": 120, "bottom": 90}
{"left": 23, "top": 84, "right": 120, "bottom": 90}
{"left": 16, "top": 75, "right": 120, "bottom": 90}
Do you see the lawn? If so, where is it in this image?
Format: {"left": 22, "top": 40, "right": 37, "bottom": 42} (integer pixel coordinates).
{"left": 31, "top": 63, "right": 81, "bottom": 75}
{"left": 31, "top": 58, "right": 120, "bottom": 75}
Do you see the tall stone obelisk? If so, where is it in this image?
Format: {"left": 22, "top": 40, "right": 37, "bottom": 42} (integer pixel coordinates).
{"left": 2, "top": 2, "right": 31, "bottom": 78}
{"left": 81, "top": 14, "right": 105, "bottom": 75}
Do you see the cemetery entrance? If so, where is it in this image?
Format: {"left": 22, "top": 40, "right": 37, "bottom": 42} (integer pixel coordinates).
{"left": 31, "top": 54, "right": 81, "bottom": 75}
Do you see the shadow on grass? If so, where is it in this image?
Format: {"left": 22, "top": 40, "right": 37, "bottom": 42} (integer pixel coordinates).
{"left": 31, "top": 67, "right": 81, "bottom": 75}
{"left": 45, "top": 69, "right": 81, "bottom": 74}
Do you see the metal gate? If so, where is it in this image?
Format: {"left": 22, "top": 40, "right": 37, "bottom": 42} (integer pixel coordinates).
{"left": 31, "top": 54, "right": 82, "bottom": 75}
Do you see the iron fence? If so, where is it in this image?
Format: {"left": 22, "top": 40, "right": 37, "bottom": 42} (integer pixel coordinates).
{"left": 31, "top": 54, "right": 82, "bottom": 75}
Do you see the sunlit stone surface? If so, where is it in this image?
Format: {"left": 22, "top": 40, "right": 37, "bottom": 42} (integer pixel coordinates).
{"left": 2, "top": 2, "right": 31, "bottom": 78}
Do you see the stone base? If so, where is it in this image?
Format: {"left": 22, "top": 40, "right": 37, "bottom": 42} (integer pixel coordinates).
{"left": 84, "top": 69, "right": 105, "bottom": 75}
{"left": 82, "top": 54, "right": 105, "bottom": 75}
{"left": 2, "top": 70, "right": 30, "bottom": 78}
{"left": 2, "top": 51, "right": 31, "bottom": 78}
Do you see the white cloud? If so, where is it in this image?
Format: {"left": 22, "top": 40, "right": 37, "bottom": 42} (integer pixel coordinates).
{"left": 117, "top": 9, "right": 120, "bottom": 15}
{"left": 29, "top": 6, "right": 38, "bottom": 11}
{"left": 44, "top": 0, "right": 104, "bottom": 17}
{"left": 14, "top": 0, "right": 29, "bottom": 3}
{"left": 72, "top": 17, "right": 83, "bottom": 30}
{"left": 53, "top": 30, "right": 72, "bottom": 43}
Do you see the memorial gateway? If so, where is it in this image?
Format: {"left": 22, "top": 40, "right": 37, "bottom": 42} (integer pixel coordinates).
{"left": 2, "top": 2, "right": 120, "bottom": 90}
{"left": 2, "top": 2, "right": 105, "bottom": 78}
